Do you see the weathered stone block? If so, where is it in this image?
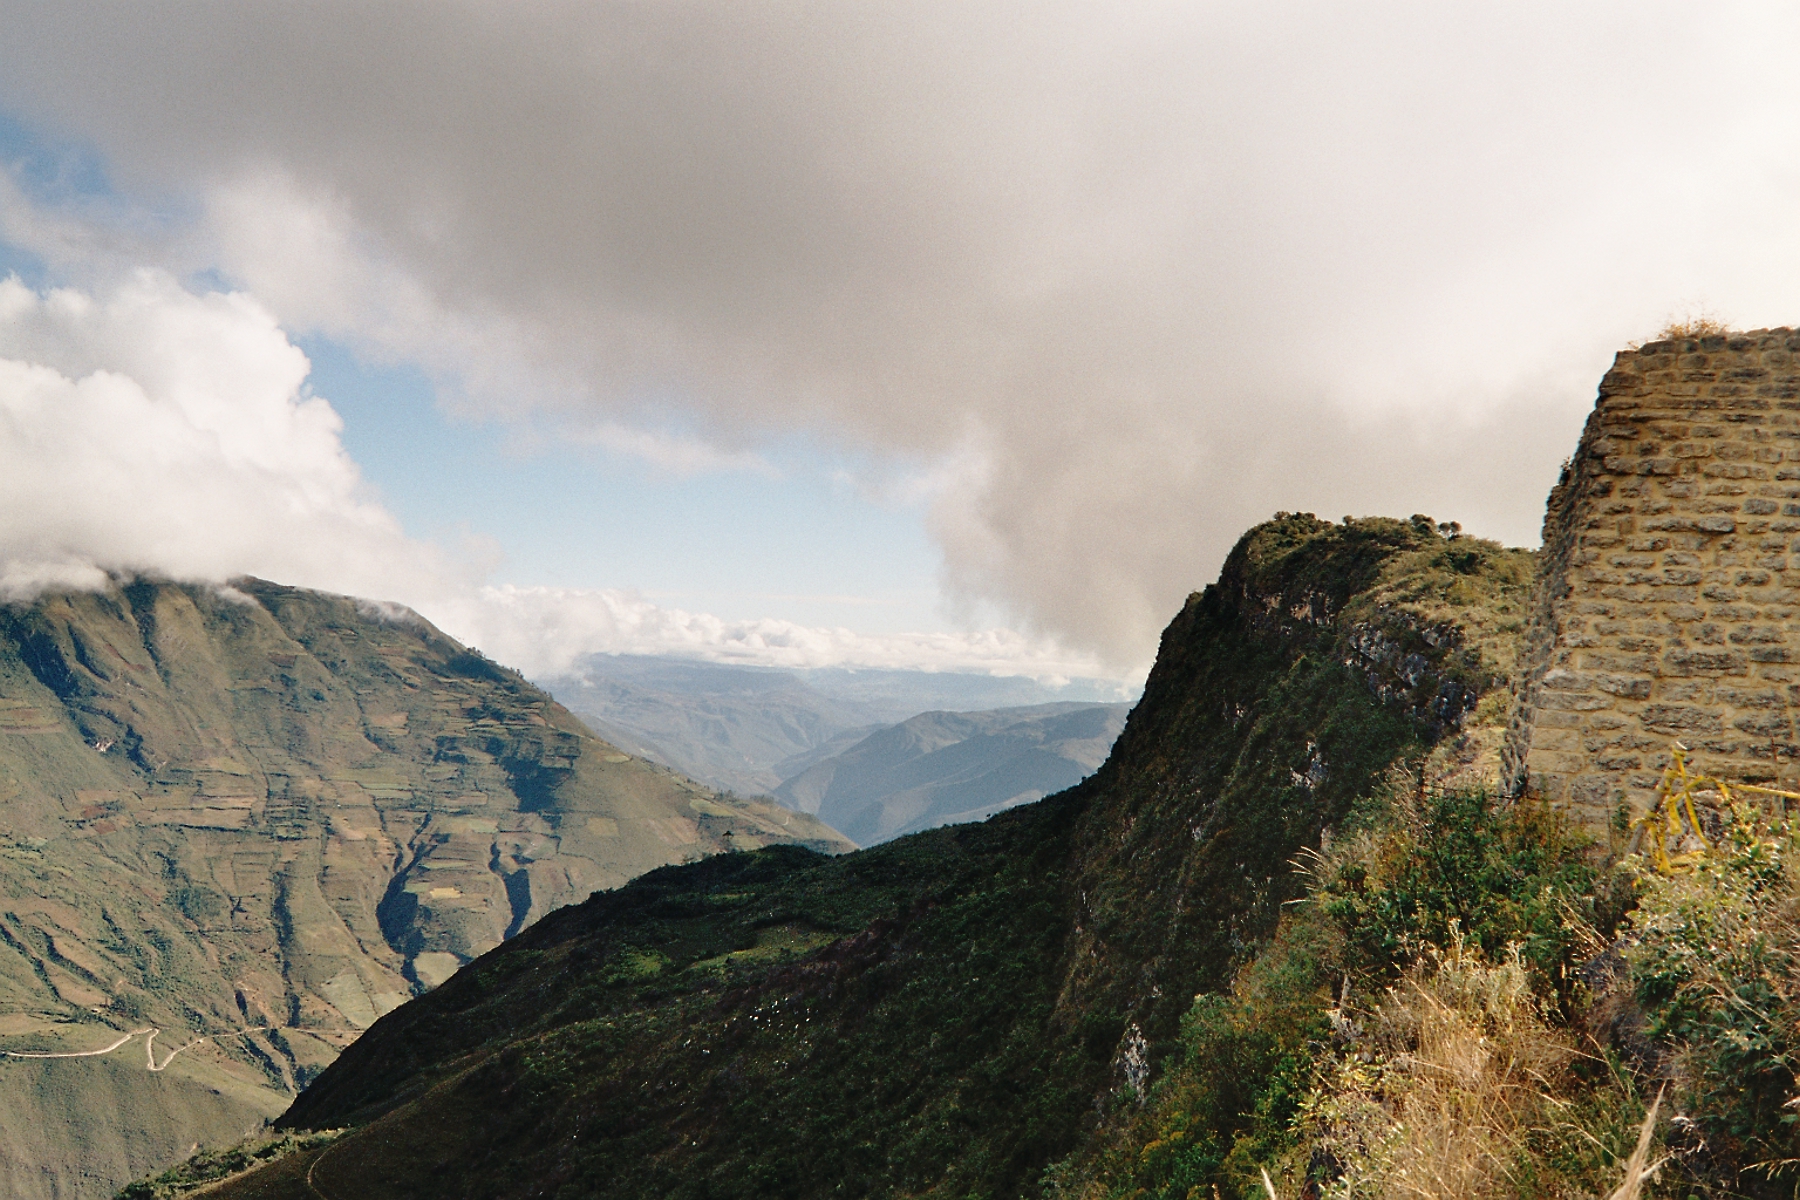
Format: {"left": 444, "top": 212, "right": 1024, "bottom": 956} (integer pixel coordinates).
{"left": 1661, "top": 680, "right": 1715, "bottom": 702}
{"left": 1568, "top": 776, "right": 1616, "bottom": 807}
{"left": 1638, "top": 705, "right": 1724, "bottom": 732}
{"left": 1735, "top": 713, "right": 1794, "bottom": 736}
{"left": 1663, "top": 647, "right": 1749, "bottom": 675}
{"left": 1540, "top": 693, "right": 1615, "bottom": 712}
{"left": 1540, "top": 668, "right": 1591, "bottom": 691}
{"left": 1535, "top": 710, "right": 1586, "bottom": 729}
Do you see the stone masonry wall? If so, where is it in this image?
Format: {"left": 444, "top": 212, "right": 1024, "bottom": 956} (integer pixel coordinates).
{"left": 1504, "top": 328, "right": 1800, "bottom": 826}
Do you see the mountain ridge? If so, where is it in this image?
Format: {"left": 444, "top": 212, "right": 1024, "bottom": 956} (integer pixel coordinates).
{"left": 774, "top": 702, "right": 1131, "bottom": 844}
{"left": 544, "top": 654, "right": 1134, "bottom": 799}
{"left": 194, "top": 514, "right": 1534, "bottom": 1198}
{"left": 0, "top": 576, "right": 847, "bottom": 1199}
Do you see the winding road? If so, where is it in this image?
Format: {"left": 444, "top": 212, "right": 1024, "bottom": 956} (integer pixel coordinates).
{"left": 7, "top": 1023, "right": 361, "bottom": 1196}
{"left": 4, "top": 1024, "right": 279, "bottom": 1071}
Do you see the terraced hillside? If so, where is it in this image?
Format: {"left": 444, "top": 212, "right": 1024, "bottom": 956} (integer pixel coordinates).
{"left": 197, "top": 515, "right": 1535, "bottom": 1199}
{"left": 0, "top": 578, "right": 847, "bottom": 1199}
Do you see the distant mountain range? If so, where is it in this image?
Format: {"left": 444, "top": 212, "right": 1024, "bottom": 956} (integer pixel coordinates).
{"left": 775, "top": 702, "right": 1132, "bottom": 845}
{"left": 540, "top": 655, "right": 1137, "bottom": 843}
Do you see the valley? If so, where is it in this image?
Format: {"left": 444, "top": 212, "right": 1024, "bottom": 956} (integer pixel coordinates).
{"left": 772, "top": 702, "right": 1131, "bottom": 845}
{"left": 0, "top": 578, "right": 845, "bottom": 1198}
{"left": 543, "top": 654, "right": 1131, "bottom": 801}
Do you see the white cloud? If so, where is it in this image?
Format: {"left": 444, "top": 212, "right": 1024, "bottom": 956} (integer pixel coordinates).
{"left": 0, "top": 270, "right": 1102, "bottom": 682}
{"left": 4, "top": 3, "right": 1800, "bottom": 665}
{"left": 434, "top": 584, "right": 1115, "bottom": 684}
{"left": 0, "top": 270, "right": 442, "bottom": 601}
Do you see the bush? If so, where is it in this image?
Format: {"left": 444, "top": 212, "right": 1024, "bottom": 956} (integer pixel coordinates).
{"left": 1282, "top": 942, "right": 1576, "bottom": 1200}
{"left": 1318, "top": 786, "right": 1599, "bottom": 991}
{"left": 1061, "top": 787, "right": 1606, "bottom": 1200}
{"left": 1624, "top": 805, "right": 1800, "bottom": 1189}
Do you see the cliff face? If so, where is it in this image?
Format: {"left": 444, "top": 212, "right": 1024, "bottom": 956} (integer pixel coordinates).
{"left": 201, "top": 516, "right": 1531, "bottom": 1199}
{"left": 0, "top": 578, "right": 846, "bottom": 1199}
{"left": 1505, "top": 329, "right": 1800, "bottom": 822}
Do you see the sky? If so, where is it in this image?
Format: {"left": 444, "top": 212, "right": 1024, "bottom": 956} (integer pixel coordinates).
{"left": 1, "top": 3, "right": 1799, "bottom": 684}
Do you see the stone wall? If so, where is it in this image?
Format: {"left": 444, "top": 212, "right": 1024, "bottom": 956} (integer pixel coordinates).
{"left": 1505, "top": 328, "right": 1800, "bottom": 825}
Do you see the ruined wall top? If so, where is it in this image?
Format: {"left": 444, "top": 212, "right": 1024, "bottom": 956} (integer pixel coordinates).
{"left": 1506, "top": 328, "right": 1800, "bottom": 825}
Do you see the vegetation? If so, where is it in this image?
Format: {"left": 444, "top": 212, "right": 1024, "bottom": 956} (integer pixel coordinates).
{"left": 1060, "top": 782, "right": 1800, "bottom": 1200}
{"left": 145, "top": 513, "right": 1800, "bottom": 1200}
{"left": 113, "top": 1130, "right": 343, "bottom": 1199}
{"left": 1625, "top": 807, "right": 1800, "bottom": 1189}
{"left": 1656, "top": 314, "right": 1733, "bottom": 340}
{"left": 1628, "top": 311, "right": 1734, "bottom": 347}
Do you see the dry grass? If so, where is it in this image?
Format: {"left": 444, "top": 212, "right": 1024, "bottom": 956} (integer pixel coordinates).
{"left": 1602, "top": 1088, "right": 1664, "bottom": 1200}
{"left": 1625, "top": 311, "right": 1732, "bottom": 348}
{"left": 1656, "top": 315, "right": 1731, "bottom": 340}
{"left": 1644, "top": 310, "right": 1732, "bottom": 342}
{"left": 1285, "top": 941, "right": 1580, "bottom": 1199}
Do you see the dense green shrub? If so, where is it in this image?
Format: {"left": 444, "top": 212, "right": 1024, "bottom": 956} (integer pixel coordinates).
{"left": 1625, "top": 807, "right": 1800, "bottom": 1191}
{"left": 1318, "top": 786, "right": 1599, "bottom": 989}
{"left": 113, "top": 1131, "right": 341, "bottom": 1198}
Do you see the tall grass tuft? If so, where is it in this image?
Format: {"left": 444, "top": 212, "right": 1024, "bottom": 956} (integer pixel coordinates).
{"left": 1282, "top": 939, "right": 1578, "bottom": 1199}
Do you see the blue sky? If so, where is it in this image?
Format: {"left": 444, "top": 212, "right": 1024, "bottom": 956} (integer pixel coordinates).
{"left": 301, "top": 337, "right": 951, "bottom": 632}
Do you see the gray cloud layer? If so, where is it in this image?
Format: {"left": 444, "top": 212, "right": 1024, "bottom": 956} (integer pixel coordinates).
{"left": 4, "top": 2, "right": 1800, "bottom": 665}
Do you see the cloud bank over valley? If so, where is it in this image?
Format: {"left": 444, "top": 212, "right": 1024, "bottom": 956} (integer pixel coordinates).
{"left": 0, "top": 270, "right": 1104, "bottom": 680}
{"left": 2, "top": 3, "right": 1800, "bottom": 671}
{"left": 0, "top": 270, "right": 433, "bottom": 600}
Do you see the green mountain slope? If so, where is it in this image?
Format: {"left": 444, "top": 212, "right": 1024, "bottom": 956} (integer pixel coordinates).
{"left": 0, "top": 577, "right": 847, "bottom": 1199}
{"left": 200, "top": 514, "right": 1533, "bottom": 1199}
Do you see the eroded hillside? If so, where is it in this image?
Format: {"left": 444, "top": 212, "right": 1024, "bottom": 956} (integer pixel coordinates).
{"left": 0, "top": 578, "right": 846, "bottom": 1199}
{"left": 195, "top": 515, "right": 1534, "bottom": 1199}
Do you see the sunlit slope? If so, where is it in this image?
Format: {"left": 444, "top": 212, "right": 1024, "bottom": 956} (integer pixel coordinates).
{"left": 0, "top": 577, "right": 848, "bottom": 1199}
{"left": 200, "top": 516, "right": 1533, "bottom": 1200}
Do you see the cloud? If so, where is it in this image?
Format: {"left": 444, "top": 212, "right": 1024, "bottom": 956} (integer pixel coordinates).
{"left": 437, "top": 584, "right": 1115, "bottom": 684}
{"left": 0, "top": 269, "right": 1100, "bottom": 681}
{"left": 4, "top": 3, "right": 1800, "bottom": 664}
{"left": 0, "top": 270, "right": 441, "bottom": 601}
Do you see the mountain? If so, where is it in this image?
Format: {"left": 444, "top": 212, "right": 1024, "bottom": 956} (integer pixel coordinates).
{"left": 0, "top": 578, "right": 847, "bottom": 1199}
{"left": 774, "top": 702, "right": 1132, "bottom": 844}
{"left": 194, "top": 515, "right": 1532, "bottom": 1198}
{"left": 540, "top": 655, "right": 1136, "bottom": 799}
{"left": 539, "top": 657, "right": 891, "bottom": 797}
